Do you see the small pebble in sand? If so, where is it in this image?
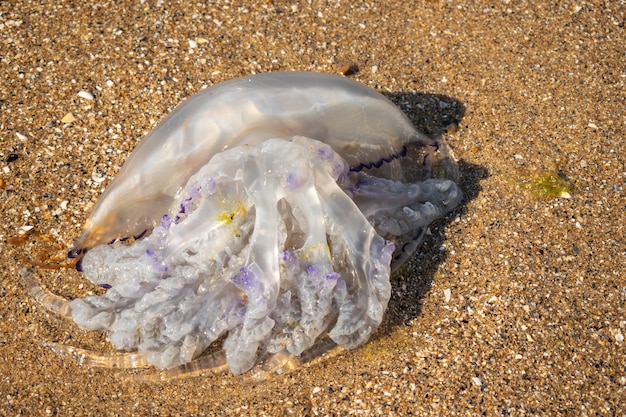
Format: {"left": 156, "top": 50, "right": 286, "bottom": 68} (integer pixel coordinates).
{"left": 61, "top": 113, "right": 76, "bottom": 124}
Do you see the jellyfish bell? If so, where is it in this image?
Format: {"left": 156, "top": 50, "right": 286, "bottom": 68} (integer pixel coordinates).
{"left": 71, "top": 72, "right": 458, "bottom": 253}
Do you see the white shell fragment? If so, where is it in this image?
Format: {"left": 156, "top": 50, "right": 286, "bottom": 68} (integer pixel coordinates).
{"left": 78, "top": 90, "right": 95, "bottom": 100}
{"left": 42, "top": 72, "right": 463, "bottom": 376}
{"left": 472, "top": 377, "right": 483, "bottom": 387}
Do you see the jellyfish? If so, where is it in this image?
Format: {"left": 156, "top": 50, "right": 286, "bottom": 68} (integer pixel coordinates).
{"left": 26, "top": 72, "right": 462, "bottom": 379}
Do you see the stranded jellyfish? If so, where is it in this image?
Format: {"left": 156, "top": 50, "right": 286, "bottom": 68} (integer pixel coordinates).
{"left": 26, "top": 72, "right": 462, "bottom": 379}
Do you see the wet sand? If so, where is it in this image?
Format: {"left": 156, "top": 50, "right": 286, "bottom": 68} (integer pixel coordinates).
{"left": 1, "top": 1, "right": 624, "bottom": 415}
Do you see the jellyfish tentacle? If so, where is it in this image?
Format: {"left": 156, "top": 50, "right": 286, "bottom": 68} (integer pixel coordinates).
{"left": 244, "top": 337, "right": 343, "bottom": 383}
{"left": 312, "top": 166, "right": 393, "bottom": 348}
{"left": 351, "top": 176, "right": 462, "bottom": 269}
{"left": 43, "top": 342, "right": 151, "bottom": 368}
{"left": 20, "top": 268, "right": 73, "bottom": 319}
{"left": 135, "top": 350, "right": 229, "bottom": 382}
{"left": 221, "top": 142, "right": 288, "bottom": 374}
{"left": 279, "top": 139, "right": 341, "bottom": 355}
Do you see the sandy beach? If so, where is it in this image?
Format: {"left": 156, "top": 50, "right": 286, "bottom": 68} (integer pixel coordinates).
{"left": 1, "top": 0, "right": 624, "bottom": 415}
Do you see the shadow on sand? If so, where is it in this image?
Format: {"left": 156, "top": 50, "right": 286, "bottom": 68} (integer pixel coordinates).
{"left": 375, "top": 91, "right": 489, "bottom": 336}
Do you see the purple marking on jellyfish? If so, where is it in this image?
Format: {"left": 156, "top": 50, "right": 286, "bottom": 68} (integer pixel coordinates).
{"left": 146, "top": 249, "right": 168, "bottom": 272}
{"left": 332, "top": 161, "right": 348, "bottom": 179}
{"left": 282, "top": 250, "right": 298, "bottom": 270}
{"left": 231, "top": 267, "right": 255, "bottom": 287}
{"left": 350, "top": 145, "right": 408, "bottom": 172}
{"left": 185, "top": 185, "right": 202, "bottom": 201}
{"left": 384, "top": 240, "right": 396, "bottom": 255}
{"left": 201, "top": 177, "right": 216, "bottom": 195}
{"left": 306, "top": 264, "right": 320, "bottom": 278}
{"left": 75, "top": 257, "right": 84, "bottom": 272}
{"left": 69, "top": 248, "right": 87, "bottom": 272}
{"left": 286, "top": 172, "right": 300, "bottom": 191}
{"left": 178, "top": 196, "right": 194, "bottom": 215}
{"left": 395, "top": 227, "right": 425, "bottom": 261}
{"left": 67, "top": 248, "right": 82, "bottom": 259}
{"left": 134, "top": 229, "right": 148, "bottom": 240}
{"left": 318, "top": 145, "right": 333, "bottom": 160}
{"left": 370, "top": 238, "right": 394, "bottom": 257}
{"left": 325, "top": 272, "right": 340, "bottom": 281}
{"left": 99, "top": 283, "right": 112, "bottom": 289}
{"left": 161, "top": 214, "right": 172, "bottom": 229}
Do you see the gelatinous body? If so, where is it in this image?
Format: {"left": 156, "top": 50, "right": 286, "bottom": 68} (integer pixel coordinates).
{"left": 32, "top": 72, "right": 462, "bottom": 377}
{"left": 74, "top": 72, "right": 458, "bottom": 253}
